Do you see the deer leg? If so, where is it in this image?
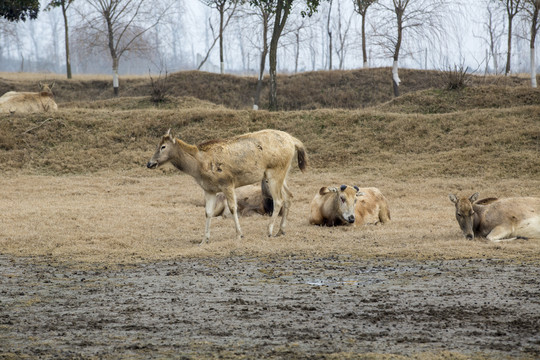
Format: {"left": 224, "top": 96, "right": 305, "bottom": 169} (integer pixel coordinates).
{"left": 276, "top": 181, "right": 292, "bottom": 236}
{"left": 202, "top": 191, "right": 217, "bottom": 245}
{"left": 224, "top": 187, "right": 243, "bottom": 240}
{"left": 265, "top": 175, "right": 283, "bottom": 237}
{"left": 486, "top": 225, "right": 516, "bottom": 242}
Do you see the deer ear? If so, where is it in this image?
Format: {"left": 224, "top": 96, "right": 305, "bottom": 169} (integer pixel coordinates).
{"left": 449, "top": 194, "right": 458, "bottom": 204}
{"left": 340, "top": 185, "right": 347, "bottom": 192}
{"left": 470, "top": 192, "right": 479, "bottom": 202}
{"left": 165, "top": 128, "right": 176, "bottom": 143}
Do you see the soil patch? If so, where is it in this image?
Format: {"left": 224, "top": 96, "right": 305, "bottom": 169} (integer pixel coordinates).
{"left": 1, "top": 255, "right": 539, "bottom": 359}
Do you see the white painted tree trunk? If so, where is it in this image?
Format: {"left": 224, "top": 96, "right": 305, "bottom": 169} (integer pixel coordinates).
{"left": 113, "top": 69, "right": 119, "bottom": 96}
{"left": 392, "top": 60, "right": 401, "bottom": 86}
{"left": 363, "top": 61, "right": 369, "bottom": 68}
{"left": 531, "top": 47, "right": 537, "bottom": 88}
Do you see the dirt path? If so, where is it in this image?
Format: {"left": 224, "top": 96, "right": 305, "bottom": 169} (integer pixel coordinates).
{"left": 1, "top": 255, "right": 539, "bottom": 359}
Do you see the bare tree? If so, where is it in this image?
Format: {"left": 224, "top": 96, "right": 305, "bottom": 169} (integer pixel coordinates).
{"left": 326, "top": 0, "right": 333, "bottom": 69}
{"left": 374, "top": 0, "right": 449, "bottom": 97}
{"left": 333, "top": 0, "right": 353, "bottom": 69}
{"left": 353, "top": 0, "right": 377, "bottom": 68}
{"left": 308, "top": 21, "right": 320, "bottom": 70}
{"left": 0, "top": 20, "right": 20, "bottom": 65}
{"left": 236, "top": 3, "right": 274, "bottom": 109}
{"left": 249, "top": 0, "right": 326, "bottom": 111}
{"left": 484, "top": 1, "right": 505, "bottom": 73}
{"left": 524, "top": 0, "right": 540, "bottom": 87}
{"left": 45, "top": 8, "right": 61, "bottom": 72}
{"left": 473, "top": 1, "right": 505, "bottom": 74}
{"left": 198, "top": 0, "right": 238, "bottom": 73}
{"left": 77, "top": 0, "right": 168, "bottom": 96}
{"left": 497, "top": 0, "right": 524, "bottom": 75}
{"left": 291, "top": 17, "right": 309, "bottom": 72}
{"left": 46, "top": 0, "right": 75, "bottom": 79}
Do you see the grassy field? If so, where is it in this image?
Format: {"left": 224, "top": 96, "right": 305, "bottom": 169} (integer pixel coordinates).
{"left": 0, "top": 68, "right": 539, "bottom": 265}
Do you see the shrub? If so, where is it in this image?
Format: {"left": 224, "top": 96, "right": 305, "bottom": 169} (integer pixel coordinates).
{"left": 445, "top": 64, "right": 470, "bottom": 90}
{"left": 149, "top": 70, "right": 170, "bottom": 104}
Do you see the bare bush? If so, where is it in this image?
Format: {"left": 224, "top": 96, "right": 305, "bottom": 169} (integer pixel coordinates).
{"left": 445, "top": 64, "right": 470, "bottom": 90}
{"left": 149, "top": 70, "right": 170, "bottom": 104}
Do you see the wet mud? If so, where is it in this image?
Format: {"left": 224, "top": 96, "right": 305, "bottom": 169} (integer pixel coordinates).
{"left": 1, "top": 255, "right": 539, "bottom": 359}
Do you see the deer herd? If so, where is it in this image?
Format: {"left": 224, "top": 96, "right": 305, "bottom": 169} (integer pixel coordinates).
{"left": 147, "top": 129, "right": 540, "bottom": 245}
{"left": 1, "top": 82, "right": 537, "bottom": 244}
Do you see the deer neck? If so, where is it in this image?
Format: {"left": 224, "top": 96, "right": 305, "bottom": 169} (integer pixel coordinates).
{"left": 170, "top": 139, "right": 200, "bottom": 178}
{"left": 472, "top": 203, "right": 487, "bottom": 234}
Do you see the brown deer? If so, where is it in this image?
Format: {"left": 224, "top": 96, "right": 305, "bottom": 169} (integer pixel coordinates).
{"left": 0, "top": 82, "right": 58, "bottom": 113}
{"left": 354, "top": 187, "right": 391, "bottom": 225}
{"left": 147, "top": 129, "right": 307, "bottom": 245}
{"left": 449, "top": 193, "right": 540, "bottom": 241}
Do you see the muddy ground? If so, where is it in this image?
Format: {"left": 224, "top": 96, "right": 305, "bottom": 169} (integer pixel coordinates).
{"left": 1, "top": 255, "right": 539, "bottom": 359}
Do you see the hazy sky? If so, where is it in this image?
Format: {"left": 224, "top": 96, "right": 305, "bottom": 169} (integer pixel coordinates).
{"left": 0, "top": 0, "right": 537, "bottom": 76}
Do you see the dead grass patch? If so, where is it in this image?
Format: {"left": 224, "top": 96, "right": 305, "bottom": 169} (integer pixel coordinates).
{"left": 1, "top": 171, "right": 538, "bottom": 265}
{"left": 1, "top": 104, "right": 538, "bottom": 178}
{"left": 380, "top": 86, "right": 540, "bottom": 114}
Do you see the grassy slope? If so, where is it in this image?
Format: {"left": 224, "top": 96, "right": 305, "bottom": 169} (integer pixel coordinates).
{"left": 0, "top": 68, "right": 538, "bottom": 179}
{"left": 1, "top": 67, "right": 535, "bottom": 109}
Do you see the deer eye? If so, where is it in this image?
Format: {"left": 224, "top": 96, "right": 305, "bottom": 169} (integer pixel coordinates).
{"left": 160, "top": 145, "right": 166, "bottom": 151}
{"left": 457, "top": 213, "right": 462, "bottom": 218}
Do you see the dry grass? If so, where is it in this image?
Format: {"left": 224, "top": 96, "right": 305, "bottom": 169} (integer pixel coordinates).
{"left": 1, "top": 170, "right": 538, "bottom": 265}
{"left": 1, "top": 104, "right": 538, "bottom": 177}
{"left": 380, "top": 86, "right": 540, "bottom": 114}
{"left": 2, "top": 68, "right": 536, "bottom": 109}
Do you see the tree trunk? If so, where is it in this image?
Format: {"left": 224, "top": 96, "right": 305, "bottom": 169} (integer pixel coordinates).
{"left": 392, "top": 60, "right": 400, "bottom": 97}
{"left": 295, "top": 31, "right": 300, "bottom": 73}
{"left": 105, "top": 8, "right": 119, "bottom": 96}
{"left": 531, "top": 2, "right": 539, "bottom": 88}
{"left": 219, "top": 3, "right": 224, "bottom": 74}
{"left": 253, "top": 11, "right": 269, "bottom": 110}
{"left": 505, "top": 16, "right": 513, "bottom": 75}
{"left": 531, "top": 47, "right": 537, "bottom": 88}
{"left": 268, "top": 1, "right": 290, "bottom": 111}
{"left": 61, "top": 1, "right": 72, "bottom": 79}
{"left": 253, "top": 79, "right": 264, "bottom": 110}
{"left": 269, "top": 35, "right": 279, "bottom": 111}
{"left": 113, "top": 57, "right": 119, "bottom": 96}
{"left": 361, "top": 12, "right": 368, "bottom": 68}
{"left": 393, "top": 5, "right": 403, "bottom": 97}
{"left": 327, "top": 0, "right": 333, "bottom": 70}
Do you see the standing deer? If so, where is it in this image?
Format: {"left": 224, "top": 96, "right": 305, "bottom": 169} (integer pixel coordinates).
{"left": 147, "top": 129, "right": 307, "bottom": 245}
